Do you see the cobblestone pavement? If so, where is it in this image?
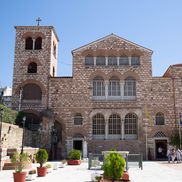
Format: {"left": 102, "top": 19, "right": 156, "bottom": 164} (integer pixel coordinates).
{"left": 0, "top": 161, "right": 182, "bottom": 182}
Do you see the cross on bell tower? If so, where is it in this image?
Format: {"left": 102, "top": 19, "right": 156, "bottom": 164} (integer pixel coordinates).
{"left": 36, "top": 17, "right": 42, "bottom": 26}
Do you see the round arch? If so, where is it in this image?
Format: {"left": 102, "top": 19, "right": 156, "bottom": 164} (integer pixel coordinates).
{"left": 122, "top": 71, "right": 140, "bottom": 80}
{"left": 89, "top": 71, "right": 107, "bottom": 81}
{"left": 15, "top": 79, "right": 46, "bottom": 95}
{"left": 22, "top": 83, "right": 42, "bottom": 100}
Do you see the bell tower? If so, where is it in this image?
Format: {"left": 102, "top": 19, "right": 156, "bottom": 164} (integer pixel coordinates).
{"left": 12, "top": 25, "right": 59, "bottom": 129}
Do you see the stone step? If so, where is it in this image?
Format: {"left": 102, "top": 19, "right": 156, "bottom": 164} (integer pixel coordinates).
{"left": 3, "top": 162, "right": 15, "bottom": 170}
{"left": 2, "top": 156, "right": 11, "bottom": 163}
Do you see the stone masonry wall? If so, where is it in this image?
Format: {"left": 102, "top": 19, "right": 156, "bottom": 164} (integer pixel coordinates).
{"left": 1, "top": 123, "right": 33, "bottom": 148}
{"left": 12, "top": 26, "right": 58, "bottom": 113}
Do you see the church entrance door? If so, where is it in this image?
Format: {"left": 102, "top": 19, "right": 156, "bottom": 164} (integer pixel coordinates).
{"left": 73, "top": 140, "right": 83, "bottom": 152}
{"left": 155, "top": 139, "right": 167, "bottom": 160}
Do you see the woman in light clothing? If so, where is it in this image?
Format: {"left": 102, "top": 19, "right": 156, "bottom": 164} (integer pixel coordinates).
{"left": 176, "top": 149, "right": 181, "bottom": 163}
{"left": 171, "top": 148, "right": 176, "bottom": 163}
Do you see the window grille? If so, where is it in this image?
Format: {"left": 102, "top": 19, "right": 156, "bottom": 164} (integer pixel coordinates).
{"left": 108, "top": 77, "right": 120, "bottom": 96}
{"left": 131, "top": 56, "right": 140, "bottom": 65}
{"left": 124, "top": 77, "right": 136, "bottom": 96}
{"left": 119, "top": 57, "right": 129, "bottom": 65}
{"left": 155, "top": 113, "right": 165, "bottom": 125}
{"left": 93, "top": 77, "right": 105, "bottom": 96}
{"left": 85, "top": 56, "right": 94, "bottom": 65}
{"left": 124, "top": 113, "right": 137, "bottom": 135}
{"left": 74, "top": 113, "right": 83, "bottom": 125}
{"left": 96, "top": 57, "right": 106, "bottom": 65}
{"left": 108, "top": 57, "right": 117, "bottom": 65}
{"left": 93, "top": 114, "right": 105, "bottom": 135}
{"left": 108, "top": 114, "right": 121, "bottom": 134}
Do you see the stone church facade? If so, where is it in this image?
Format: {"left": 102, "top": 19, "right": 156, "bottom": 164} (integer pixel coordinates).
{"left": 12, "top": 25, "right": 182, "bottom": 160}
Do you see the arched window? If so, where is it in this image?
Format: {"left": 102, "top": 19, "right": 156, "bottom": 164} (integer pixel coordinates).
{"left": 25, "top": 37, "right": 33, "bottom": 50}
{"left": 85, "top": 56, "right": 94, "bottom": 66}
{"left": 28, "top": 62, "right": 37, "bottom": 73}
{"left": 92, "top": 114, "right": 105, "bottom": 135}
{"left": 124, "top": 77, "right": 136, "bottom": 97}
{"left": 93, "top": 76, "right": 105, "bottom": 97}
{"left": 23, "top": 112, "right": 40, "bottom": 131}
{"left": 35, "top": 37, "right": 42, "bottom": 50}
{"left": 108, "top": 114, "right": 121, "bottom": 134}
{"left": 108, "top": 76, "right": 120, "bottom": 96}
{"left": 22, "top": 84, "right": 42, "bottom": 100}
{"left": 156, "top": 112, "right": 165, "bottom": 125}
{"left": 74, "top": 113, "right": 83, "bottom": 125}
{"left": 124, "top": 113, "right": 137, "bottom": 137}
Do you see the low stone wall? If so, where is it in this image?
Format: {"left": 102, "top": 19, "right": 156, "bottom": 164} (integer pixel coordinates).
{"left": 0, "top": 123, "right": 39, "bottom": 170}
{"left": 1, "top": 122, "right": 33, "bottom": 148}
{"left": 0, "top": 148, "right": 7, "bottom": 170}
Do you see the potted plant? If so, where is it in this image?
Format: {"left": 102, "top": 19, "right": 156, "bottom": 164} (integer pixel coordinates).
{"left": 102, "top": 152, "right": 126, "bottom": 182}
{"left": 46, "top": 163, "right": 53, "bottom": 173}
{"left": 11, "top": 152, "right": 30, "bottom": 182}
{"left": 91, "top": 172, "right": 103, "bottom": 182}
{"left": 27, "top": 169, "right": 36, "bottom": 181}
{"left": 35, "top": 149, "right": 48, "bottom": 177}
{"left": 67, "top": 149, "right": 81, "bottom": 165}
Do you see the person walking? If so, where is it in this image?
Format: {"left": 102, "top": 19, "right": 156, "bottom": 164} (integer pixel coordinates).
{"left": 158, "top": 146, "right": 163, "bottom": 158}
{"left": 167, "top": 148, "right": 171, "bottom": 163}
{"left": 171, "top": 148, "right": 176, "bottom": 163}
{"left": 176, "top": 149, "right": 181, "bottom": 163}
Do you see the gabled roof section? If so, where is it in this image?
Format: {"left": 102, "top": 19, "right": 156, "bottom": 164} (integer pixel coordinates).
{"left": 163, "top": 64, "right": 182, "bottom": 77}
{"left": 72, "top": 33, "right": 153, "bottom": 54}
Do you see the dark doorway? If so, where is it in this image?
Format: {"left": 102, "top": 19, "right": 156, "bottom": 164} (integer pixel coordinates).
{"left": 155, "top": 140, "right": 167, "bottom": 159}
{"left": 73, "top": 140, "right": 83, "bottom": 151}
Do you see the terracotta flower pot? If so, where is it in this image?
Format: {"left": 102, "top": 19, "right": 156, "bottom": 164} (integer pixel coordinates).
{"left": 67, "top": 160, "right": 81, "bottom": 165}
{"left": 13, "top": 172, "right": 27, "bottom": 182}
{"left": 122, "top": 171, "right": 130, "bottom": 181}
{"left": 37, "top": 167, "right": 47, "bottom": 177}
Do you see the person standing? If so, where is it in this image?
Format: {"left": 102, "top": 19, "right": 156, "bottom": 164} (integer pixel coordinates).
{"left": 171, "top": 148, "right": 176, "bottom": 163}
{"left": 158, "top": 146, "right": 163, "bottom": 158}
{"left": 167, "top": 148, "right": 171, "bottom": 163}
{"left": 176, "top": 149, "right": 181, "bottom": 163}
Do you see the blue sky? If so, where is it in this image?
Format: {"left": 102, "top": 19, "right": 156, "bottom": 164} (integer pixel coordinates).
{"left": 0, "top": 0, "right": 182, "bottom": 87}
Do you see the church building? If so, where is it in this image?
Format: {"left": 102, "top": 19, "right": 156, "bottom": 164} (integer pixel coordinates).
{"left": 12, "top": 25, "right": 182, "bottom": 160}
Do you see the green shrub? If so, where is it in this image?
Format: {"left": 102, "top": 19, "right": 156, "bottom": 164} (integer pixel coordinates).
{"left": 68, "top": 149, "right": 81, "bottom": 160}
{"left": 0, "top": 104, "right": 18, "bottom": 124}
{"left": 35, "top": 149, "right": 48, "bottom": 167}
{"left": 170, "top": 131, "right": 182, "bottom": 148}
{"left": 103, "top": 152, "right": 125, "bottom": 181}
{"left": 11, "top": 152, "right": 30, "bottom": 172}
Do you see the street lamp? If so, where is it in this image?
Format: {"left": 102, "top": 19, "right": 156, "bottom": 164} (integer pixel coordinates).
{"left": 21, "top": 116, "right": 26, "bottom": 154}
{"left": 0, "top": 108, "right": 3, "bottom": 146}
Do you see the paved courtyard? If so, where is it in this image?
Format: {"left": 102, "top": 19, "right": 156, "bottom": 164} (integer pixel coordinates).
{"left": 0, "top": 161, "right": 182, "bottom": 182}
